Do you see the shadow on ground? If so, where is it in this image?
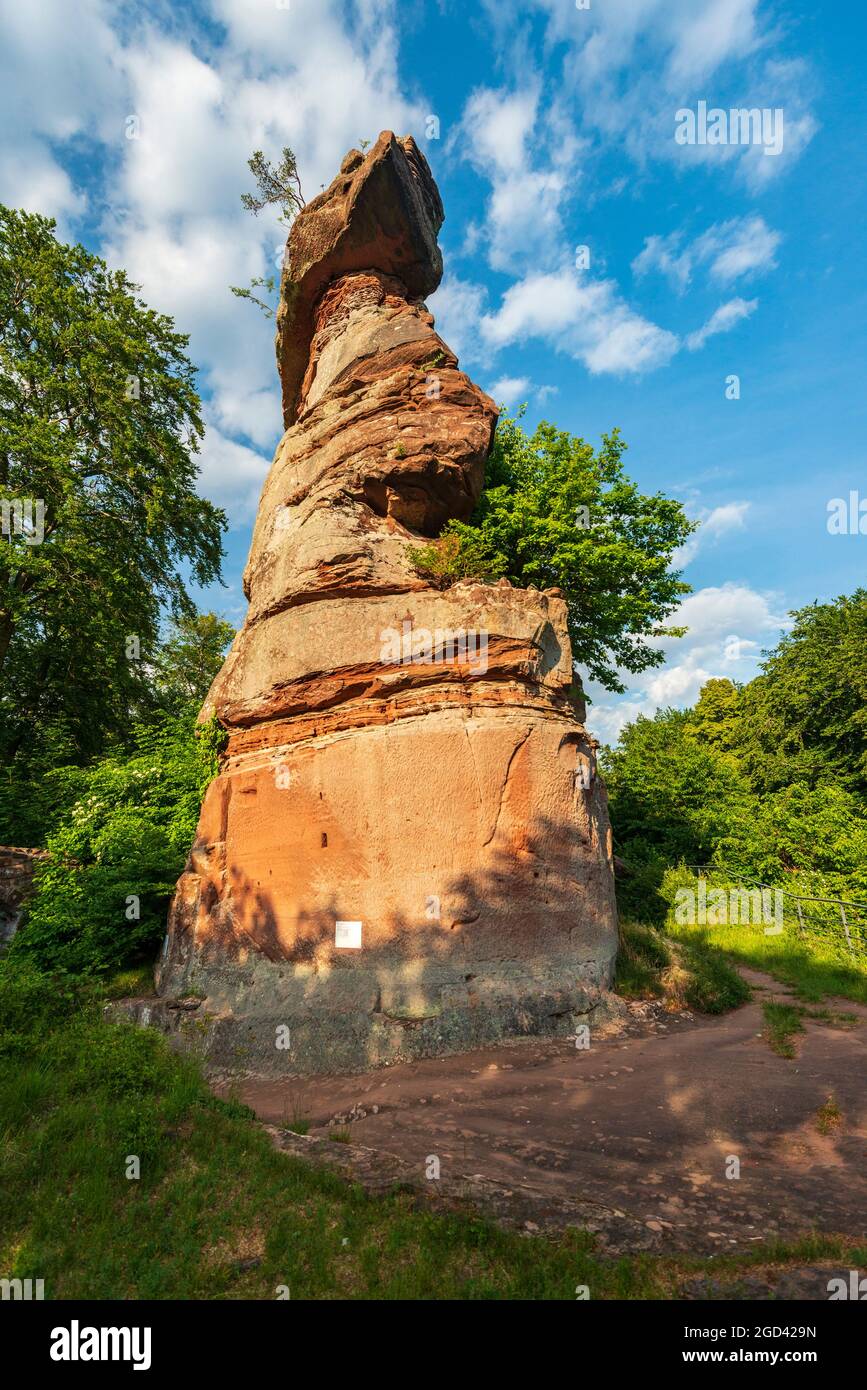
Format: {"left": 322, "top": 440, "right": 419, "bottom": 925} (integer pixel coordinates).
{"left": 216, "top": 967, "right": 867, "bottom": 1263}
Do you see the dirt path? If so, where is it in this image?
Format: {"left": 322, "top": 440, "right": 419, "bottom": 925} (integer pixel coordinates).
{"left": 217, "top": 969, "right": 867, "bottom": 1257}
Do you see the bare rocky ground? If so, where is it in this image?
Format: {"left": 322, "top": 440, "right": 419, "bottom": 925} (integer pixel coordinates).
{"left": 214, "top": 968, "right": 867, "bottom": 1297}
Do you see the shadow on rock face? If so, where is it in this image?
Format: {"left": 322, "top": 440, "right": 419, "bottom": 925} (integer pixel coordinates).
{"left": 156, "top": 802, "right": 618, "bottom": 1076}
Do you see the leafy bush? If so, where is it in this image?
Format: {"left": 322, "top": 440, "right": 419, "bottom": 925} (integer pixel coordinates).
{"left": 604, "top": 637, "right": 867, "bottom": 910}
{"left": 406, "top": 529, "right": 504, "bottom": 587}
{"left": 0, "top": 612, "right": 232, "bottom": 848}
{"left": 0, "top": 728, "right": 89, "bottom": 847}
{"left": 0, "top": 958, "right": 82, "bottom": 1056}
{"left": 8, "top": 710, "right": 224, "bottom": 977}
{"left": 712, "top": 782, "right": 867, "bottom": 902}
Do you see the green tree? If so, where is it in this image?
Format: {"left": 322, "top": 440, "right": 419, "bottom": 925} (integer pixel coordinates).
{"left": 738, "top": 592, "right": 867, "bottom": 795}
{"left": 0, "top": 206, "right": 226, "bottom": 763}
{"left": 0, "top": 611, "right": 231, "bottom": 848}
{"left": 409, "top": 415, "right": 695, "bottom": 691}
{"left": 240, "top": 147, "right": 305, "bottom": 221}
{"left": 602, "top": 707, "right": 753, "bottom": 867}
{"left": 601, "top": 706, "right": 754, "bottom": 921}
{"left": 690, "top": 678, "right": 745, "bottom": 760}
{"left": 150, "top": 612, "right": 234, "bottom": 714}
{"left": 713, "top": 782, "right": 867, "bottom": 902}
{"left": 230, "top": 146, "right": 305, "bottom": 319}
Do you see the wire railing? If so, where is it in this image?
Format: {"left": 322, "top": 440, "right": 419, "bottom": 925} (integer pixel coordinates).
{"left": 683, "top": 865, "right": 867, "bottom": 959}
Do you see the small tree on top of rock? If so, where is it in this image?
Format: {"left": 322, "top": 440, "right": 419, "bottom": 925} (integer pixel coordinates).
{"left": 231, "top": 146, "right": 305, "bottom": 319}
{"left": 241, "top": 147, "right": 305, "bottom": 221}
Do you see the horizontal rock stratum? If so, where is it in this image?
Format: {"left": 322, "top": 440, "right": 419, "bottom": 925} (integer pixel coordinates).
{"left": 157, "top": 131, "right": 619, "bottom": 1074}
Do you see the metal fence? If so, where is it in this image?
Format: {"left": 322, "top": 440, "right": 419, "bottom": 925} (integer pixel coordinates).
{"left": 684, "top": 865, "right": 867, "bottom": 960}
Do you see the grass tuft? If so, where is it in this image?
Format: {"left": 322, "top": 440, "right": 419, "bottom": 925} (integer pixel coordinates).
{"left": 616, "top": 919, "right": 750, "bottom": 1014}
{"left": 816, "top": 1094, "right": 843, "bottom": 1136}
{"left": 761, "top": 1001, "right": 806, "bottom": 1058}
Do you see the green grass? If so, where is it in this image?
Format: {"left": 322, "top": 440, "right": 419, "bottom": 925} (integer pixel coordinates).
{"left": 667, "top": 917, "right": 867, "bottom": 1006}
{"left": 614, "top": 920, "right": 672, "bottom": 998}
{"left": 3, "top": 960, "right": 862, "bottom": 1301}
{"left": 616, "top": 919, "right": 750, "bottom": 1013}
{"left": 0, "top": 999, "right": 657, "bottom": 1300}
{"left": 761, "top": 1001, "right": 806, "bottom": 1058}
{"left": 102, "top": 963, "right": 156, "bottom": 999}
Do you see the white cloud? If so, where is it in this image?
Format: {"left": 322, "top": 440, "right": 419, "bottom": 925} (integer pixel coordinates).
{"left": 587, "top": 698, "right": 649, "bottom": 748}
{"left": 633, "top": 216, "right": 781, "bottom": 291}
{"left": 119, "top": 42, "right": 240, "bottom": 223}
{"left": 686, "top": 296, "right": 758, "bottom": 351}
{"left": 0, "top": 0, "right": 428, "bottom": 529}
{"left": 451, "top": 84, "right": 584, "bottom": 273}
{"left": 0, "top": 147, "right": 86, "bottom": 225}
{"left": 734, "top": 59, "right": 819, "bottom": 190}
{"left": 702, "top": 501, "right": 751, "bottom": 538}
{"left": 632, "top": 233, "right": 693, "bottom": 291}
{"left": 665, "top": 0, "right": 759, "bottom": 84}
{"left": 585, "top": 580, "right": 787, "bottom": 744}
{"left": 674, "top": 501, "right": 751, "bottom": 567}
{"left": 459, "top": 86, "right": 539, "bottom": 177}
{"left": 210, "top": 378, "right": 283, "bottom": 453}
{"left": 479, "top": 270, "right": 679, "bottom": 376}
{"left": 485, "top": 377, "right": 558, "bottom": 409}
{"left": 428, "top": 274, "right": 488, "bottom": 365}
{"left": 700, "top": 218, "right": 781, "bottom": 284}
{"left": 481, "top": 271, "right": 579, "bottom": 346}
{"left": 0, "top": 0, "right": 121, "bottom": 227}
{"left": 488, "top": 376, "right": 532, "bottom": 407}
{"left": 0, "top": 0, "right": 121, "bottom": 139}
{"left": 484, "top": 168, "right": 568, "bottom": 273}
{"left": 479, "top": 0, "right": 814, "bottom": 191}
{"left": 0, "top": 0, "right": 431, "bottom": 528}
{"left": 196, "top": 416, "right": 270, "bottom": 517}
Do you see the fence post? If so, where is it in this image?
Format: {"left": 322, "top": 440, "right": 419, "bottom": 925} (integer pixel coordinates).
{"left": 840, "top": 903, "right": 855, "bottom": 957}
{"left": 796, "top": 900, "right": 805, "bottom": 936}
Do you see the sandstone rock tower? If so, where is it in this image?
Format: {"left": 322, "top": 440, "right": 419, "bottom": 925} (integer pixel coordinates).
{"left": 157, "top": 132, "right": 618, "bottom": 1073}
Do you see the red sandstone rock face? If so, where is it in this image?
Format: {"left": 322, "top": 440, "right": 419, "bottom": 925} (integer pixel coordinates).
{"left": 276, "top": 131, "right": 444, "bottom": 427}
{"left": 159, "top": 131, "right": 618, "bottom": 1074}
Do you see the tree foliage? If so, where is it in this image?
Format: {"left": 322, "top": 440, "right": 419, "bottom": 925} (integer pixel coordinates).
{"left": 408, "top": 414, "right": 695, "bottom": 691}
{"left": 604, "top": 589, "right": 867, "bottom": 913}
{"left": 0, "top": 206, "right": 226, "bottom": 764}
{"left": 738, "top": 591, "right": 867, "bottom": 795}
{"left": 230, "top": 146, "right": 305, "bottom": 318}
{"left": 150, "top": 612, "right": 234, "bottom": 714}
{"left": 7, "top": 710, "right": 225, "bottom": 977}
{"left": 0, "top": 611, "right": 232, "bottom": 847}
{"left": 240, "top": 148, "right": 305, "bottom": 221}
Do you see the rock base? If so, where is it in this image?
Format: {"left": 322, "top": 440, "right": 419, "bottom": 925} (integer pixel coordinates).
{"left": 117, "top": 963, "right": 621, "bottom": 1076}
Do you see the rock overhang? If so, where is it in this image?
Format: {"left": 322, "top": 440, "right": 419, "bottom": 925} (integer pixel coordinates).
{"left": 276, "top": 130, "right": 444, "bottom": 428}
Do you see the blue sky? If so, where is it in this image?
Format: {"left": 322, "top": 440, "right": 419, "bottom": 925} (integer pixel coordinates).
{"left": 1, "top": 0, "right": 864, "bottom": 741}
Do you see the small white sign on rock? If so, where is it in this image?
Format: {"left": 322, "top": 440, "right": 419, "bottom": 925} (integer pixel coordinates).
{"left": 335, "top": 919, "right": 362, "bottom": 949}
